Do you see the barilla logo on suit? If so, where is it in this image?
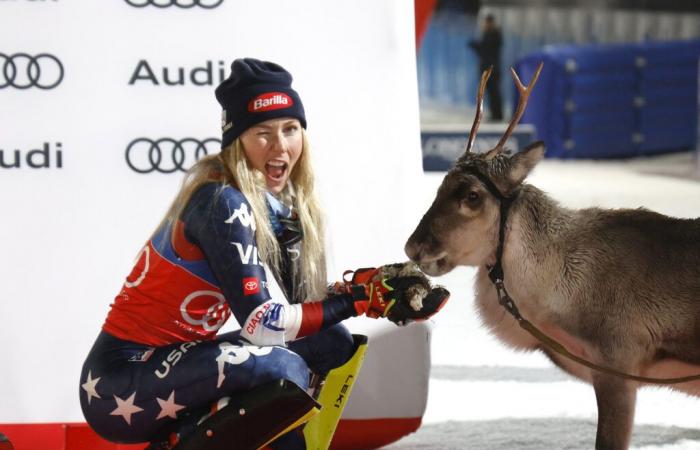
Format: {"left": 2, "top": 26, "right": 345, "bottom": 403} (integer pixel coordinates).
{"left": 248, "top": 92, "right": 292, "bottom": 113}
{"left": 243, "top": 277, "right": 260, "bottom": 296}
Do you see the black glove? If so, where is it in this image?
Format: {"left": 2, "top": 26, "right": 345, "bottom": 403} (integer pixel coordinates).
{"left": 385, "top": 283, "right": 450, "bottom": 326}
{"left": 338, "top": 262, "right": 450, "bottom": 326}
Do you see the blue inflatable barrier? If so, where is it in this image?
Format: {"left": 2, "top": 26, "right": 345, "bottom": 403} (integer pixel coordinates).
{"left": 515, "top": 39, "right": 700, "bottom": 158}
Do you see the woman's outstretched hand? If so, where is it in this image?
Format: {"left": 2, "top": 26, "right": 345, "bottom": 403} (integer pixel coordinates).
{"left": 334, "top": 262, "right": 450, "bottom": 326}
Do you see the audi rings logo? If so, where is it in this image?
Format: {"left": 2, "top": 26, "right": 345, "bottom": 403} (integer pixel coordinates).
{"left": 0, "top": 53, "right": 64, "bottom": 90}
{"left": 125, "top": 137, "right": 221, "bottom": 174}
{"left": 125, "top": 0, "right": 223, "bottom": 8}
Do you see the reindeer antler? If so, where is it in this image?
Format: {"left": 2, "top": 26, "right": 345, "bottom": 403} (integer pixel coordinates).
{"left": 494, "top": 61, "right": 544, "bottom": 152}
{"left": 465, "top": 66, "right": 493, "bottom": 154}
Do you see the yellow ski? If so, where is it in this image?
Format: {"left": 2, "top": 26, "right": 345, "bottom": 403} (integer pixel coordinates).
{"left": 302, "top": 334, "right": 368, "bottom": 450}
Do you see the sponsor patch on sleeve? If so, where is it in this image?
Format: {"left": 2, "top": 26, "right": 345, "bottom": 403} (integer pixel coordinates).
{"left": 243, "top": 277, "right": 261, "bottom": 296}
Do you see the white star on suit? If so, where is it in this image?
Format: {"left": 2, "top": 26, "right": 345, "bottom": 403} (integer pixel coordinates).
{"left": 156, "top": 390, "right": 186, "bottom": 420}
{"left": 110, "top": 392, "right": 144, "bottom": 425}
{"left": 81, "top": 371, "right": 101, "bottom": 405}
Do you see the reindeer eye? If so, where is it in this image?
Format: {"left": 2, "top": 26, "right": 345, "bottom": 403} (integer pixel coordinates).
{"left": 461, "top": 191, "right": 480, "bottom": 208}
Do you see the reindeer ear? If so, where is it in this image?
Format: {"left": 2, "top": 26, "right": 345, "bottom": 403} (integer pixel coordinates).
{"left": 507, "top": 141, "right": 545, "bottom": 185}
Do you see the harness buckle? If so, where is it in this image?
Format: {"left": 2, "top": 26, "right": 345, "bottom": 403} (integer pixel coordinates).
{"left": 494, "top": 279, "right": 522, "bottom": 321}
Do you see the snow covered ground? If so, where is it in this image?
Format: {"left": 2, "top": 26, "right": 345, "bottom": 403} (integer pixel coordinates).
{"left": 386, "top": 151, "right": 700, "bottom": 449}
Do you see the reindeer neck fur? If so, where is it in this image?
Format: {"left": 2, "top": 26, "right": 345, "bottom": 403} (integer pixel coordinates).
{"left": 478, "top": 179, "right": 700, "bottom": 344}
{"left": 476, "top": 182, "right": 574, "bottom": 324}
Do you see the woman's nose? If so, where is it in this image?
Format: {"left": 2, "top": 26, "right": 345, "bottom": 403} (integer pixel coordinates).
{"left": 271, "top": 133, "right": 288, "bottom": 153}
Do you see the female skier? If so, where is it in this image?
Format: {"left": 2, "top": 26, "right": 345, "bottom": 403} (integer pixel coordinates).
{"left": 79, "top": 58, "right": 447, "bottom": 450}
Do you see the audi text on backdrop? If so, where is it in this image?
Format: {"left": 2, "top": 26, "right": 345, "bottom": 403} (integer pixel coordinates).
{"left": 129, "top": 60, "right": 228, "bottom": 86}
{"left": 0, "top": 143, "right": 63, "bottom": 169}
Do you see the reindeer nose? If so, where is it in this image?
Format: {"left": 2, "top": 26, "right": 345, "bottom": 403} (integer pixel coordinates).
{"left": 404, "top": 239, "right": 423, "bottom": 262}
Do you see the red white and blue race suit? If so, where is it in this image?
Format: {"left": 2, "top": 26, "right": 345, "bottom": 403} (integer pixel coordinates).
{"left": 80, "top": 183, "right": 359, "bottom": 446}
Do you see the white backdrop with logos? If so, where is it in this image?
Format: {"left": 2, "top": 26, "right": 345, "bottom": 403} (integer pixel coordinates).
{"left": 0, "top": 0, "right": 426, "bottom": 423}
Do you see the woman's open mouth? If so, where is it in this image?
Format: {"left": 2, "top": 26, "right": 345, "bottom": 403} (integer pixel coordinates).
{"left": 265, "top": 161, "right": 288, "bottom": 182}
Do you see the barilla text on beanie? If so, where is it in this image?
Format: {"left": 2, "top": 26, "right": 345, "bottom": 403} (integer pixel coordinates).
{"left": 215, "top": 58, "right": 306, "bottom": 149}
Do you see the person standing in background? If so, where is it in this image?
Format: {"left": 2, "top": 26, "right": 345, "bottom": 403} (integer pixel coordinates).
{"left": 469, "top": 14, "right": 503, "bottom": 121}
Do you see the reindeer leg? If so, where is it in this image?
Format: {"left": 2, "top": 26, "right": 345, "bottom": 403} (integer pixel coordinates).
{"left": 592, "top": 374, "right": 637, "bottom": 450}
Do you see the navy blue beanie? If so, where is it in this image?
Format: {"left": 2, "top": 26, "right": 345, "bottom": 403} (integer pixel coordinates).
{"left": 215, "top": 58, "right": 307, "bottom": 149}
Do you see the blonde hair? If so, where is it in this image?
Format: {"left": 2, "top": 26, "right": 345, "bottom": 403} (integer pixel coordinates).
{"left": 155, "top": 130, "right": 327, "bottom": 302}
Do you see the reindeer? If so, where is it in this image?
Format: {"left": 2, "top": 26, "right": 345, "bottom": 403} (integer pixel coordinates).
{"left": 405, "top": 63, "right": 700, "bottom": 450}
